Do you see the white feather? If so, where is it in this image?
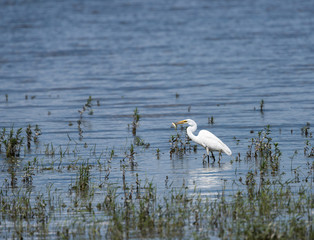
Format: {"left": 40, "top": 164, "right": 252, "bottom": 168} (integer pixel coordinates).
{"left": 175, "top": 119, "right": 232, "bottom": 158}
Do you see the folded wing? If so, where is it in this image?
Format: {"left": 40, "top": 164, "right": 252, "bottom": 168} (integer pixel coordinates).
{"left": 198, "top": 130, "right": 232, "bottom": 155}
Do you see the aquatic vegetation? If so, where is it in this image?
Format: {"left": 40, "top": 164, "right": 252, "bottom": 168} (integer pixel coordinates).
{"left": 33, "top": 124, "right": 41, "bottom": 143}
{"left": 260, "top": 99, "right": 264, "bottom": 112}
{"left": 76, "top": 96, "right": 99, "bottom": 139}
{"left": 304, "top": 140, "right": 314, "bottom": 158}
{"left": 246, "top": 125, "right": 281, "bottom": 174}
{"left": 132, "top": 107, "right": 140, "bottom": 136}
{"left": 1, "top": 165, "right": 311, "bottom": 239}
{"left": 233, "top": 136, "right": 240, "bottom": 145}
{"left": 44, "top": 143, "right": 55, "bottom": 157}
{"left": 121, "top": 144, "right": 137, "bottom": 169}
{"left": 0, "top": 124, "right": 312, "bottom": 239}
{"left": 26, "top": 124, "right": 32, "bottom": 149}
{"left": 0, "top": 127, "right": 24, "bottom": 158}
{"left": 134, "top": 136, "right": 150, "bottom": 148}
{"left": 208, "top": 116, "right": 214, "bottom": 124}
{"left": 25, "top": 124, "right": 41, "bottom": 149}
{"left": 169, "top": 124, "right": 198, "bottom": 159}
{"left": 77, "top": 119, "right": 83, "bottom": 139}
{"left": 72, "top": 162, "right": 91, "bottom": 193}
{"left": 79, "top": 96, "right": 94, "bottom": 117}
{"left": 170, "top": 122, "right": 201, "bottom": 157}
{"left": 301, "top": 122, "right": 312, "bottom": 138}
{"left": 156, "top": 148, "right": 160, "bottom": 159}
{"left": 169, "top": 132, "right": 194, "bottom": 158}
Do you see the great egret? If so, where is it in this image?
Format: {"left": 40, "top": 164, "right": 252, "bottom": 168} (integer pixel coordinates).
{"left": 173, "top": 119, "right": 232, "bottom": 162}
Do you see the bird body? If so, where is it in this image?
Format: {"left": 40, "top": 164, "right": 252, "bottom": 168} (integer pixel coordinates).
{"left": 174, "top": 119, "right": 232, "bottom": 161}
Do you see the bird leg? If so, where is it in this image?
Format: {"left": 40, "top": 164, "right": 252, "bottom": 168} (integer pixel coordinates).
{"left": 205, "top": 147, "right": 211, "bottom": 163}
{"left": 202, "top": 154, "right": 207, "bottom": 164}
{"left": 211, "top": 151, "right": 216, "bottom": 162}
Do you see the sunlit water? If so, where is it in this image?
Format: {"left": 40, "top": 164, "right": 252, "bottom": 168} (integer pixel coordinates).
{"left": 0, "top": 0, "right": 313, "bottom": 219}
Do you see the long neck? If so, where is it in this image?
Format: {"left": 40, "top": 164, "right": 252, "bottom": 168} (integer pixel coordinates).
{"left": 187, "top": 123, "right": 199, "bottom": 143}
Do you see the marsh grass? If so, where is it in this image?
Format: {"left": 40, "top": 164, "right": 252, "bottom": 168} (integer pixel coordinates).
{"left": 208, "top": 116, "right": 214, "bottom": 124}
{"left": 131, "top": 107, "right": 140, "bottom": 136}
{"left": 134, "top": 136, "right": 150, "bottom": 148}
{"left": 74, "top": 162, "right": 91, "bottom": 193}
{"left": 0, "top": 125, "right": 41, "bottom": 159}
{"left": 169, "top": 131, "right": 197, "bottom": 158}
{"left": 76, "top": 96, "right": 99, "bottom": 139}
{"left": 246, "top": 125, "right": 282, "bottom": 174}
{"left": 1, "top": 167, "right": 312, "bottom": 239}
{"left": 0, "top": 127, "right": 24, "bottom": 158}
{"left": 301, "top": 122, "right": 312, "bottom": 138}
{"left": 260, "top": 99, "right": 264, "bottom": 112}
{"left": 0, "top": 125, "right": 313, "bottom": 239}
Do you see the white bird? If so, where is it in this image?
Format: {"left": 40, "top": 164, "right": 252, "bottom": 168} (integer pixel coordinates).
{"left": 173, "top": 119, "right": 232, "bottom": 162}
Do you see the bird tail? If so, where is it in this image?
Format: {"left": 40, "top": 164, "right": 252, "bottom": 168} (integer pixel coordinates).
{"left": 223, "top": 145, "right": 232, "bottom": 156}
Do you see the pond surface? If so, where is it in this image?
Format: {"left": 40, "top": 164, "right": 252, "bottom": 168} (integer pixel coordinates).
{"left": 0, "top": 0, "right": 313, "bottom": 238}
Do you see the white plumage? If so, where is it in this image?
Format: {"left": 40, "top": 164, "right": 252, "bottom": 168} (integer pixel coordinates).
{"left": 174, "top": 119, "right": 232, "bottom": 162}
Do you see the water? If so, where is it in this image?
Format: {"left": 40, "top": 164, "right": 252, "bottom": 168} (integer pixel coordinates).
{"left": 0, "top": 0, "right": 313, "bottom": 237}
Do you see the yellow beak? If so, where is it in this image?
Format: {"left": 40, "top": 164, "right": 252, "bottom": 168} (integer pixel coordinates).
{"left": 172, "top": 120, "right": 187, "bottom": 129}
{"left": 175, "top": 120, "right": 187, "bottom": 125}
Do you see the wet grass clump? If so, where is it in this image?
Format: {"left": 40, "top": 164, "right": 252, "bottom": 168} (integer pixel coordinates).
{"left": 72, "top": 162, "right": 91, "bottom": 193}
{"left": 246, "top": 125, "right": 281, "bottom": 174}
{"left": 0, "top": 127, "right": 23, "bottom": 158}
{"left": 25, "top": 124, "right": 41, "bottom": 149}
{"left": 134, "top": 136, "right": 150, "bottom": 148}
{"left": 301, "top": 122, "right": 312, "bottom": 138}
{"left": 169, "top": 132, "right": 197, "bottom": 158}
{"left": 0, "top": 125, "right": 42, "bottom": 159}
{"left": 131, "top": 107, "right": 140, "bottom": 136}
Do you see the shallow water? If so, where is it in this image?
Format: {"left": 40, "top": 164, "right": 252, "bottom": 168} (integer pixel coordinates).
{"left": 0, "top": 0, "right": 314, "bottom": 237}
